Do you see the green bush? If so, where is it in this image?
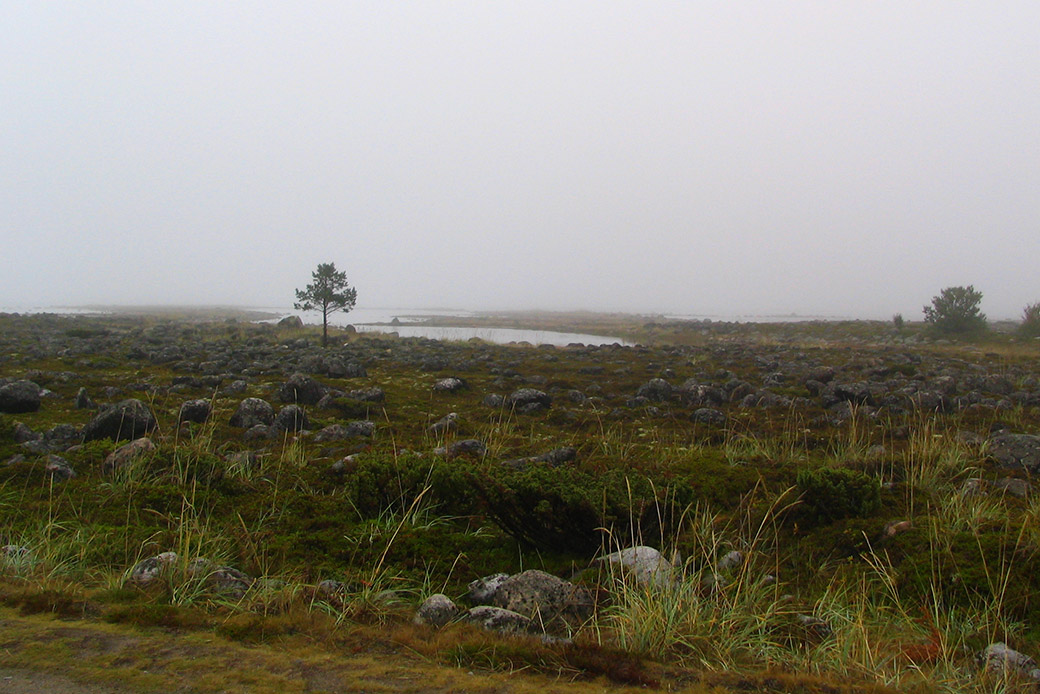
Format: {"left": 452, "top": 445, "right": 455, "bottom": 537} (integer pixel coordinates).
{"left": 795, "top": 466, "right": 881, "bottom": 527}
{"left": 922, "top": 285, "right": 987, "bottom": 335}
{"left": 346, "top": 451, "right": 475, "bottom": 519}
{"left": 472, "top": 466, "right": 680, "bottom": 554}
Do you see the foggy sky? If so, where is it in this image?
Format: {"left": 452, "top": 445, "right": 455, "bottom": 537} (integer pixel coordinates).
{"left": 3, "top": 2, "right": 1038, "bottom": 319}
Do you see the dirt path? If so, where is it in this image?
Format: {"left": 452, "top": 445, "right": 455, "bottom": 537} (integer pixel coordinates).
{"left": 1, "top": 668, "right": 133, "bottom": 694}
{"left": 0, "top": 608, "right": 643, "bottom": 694}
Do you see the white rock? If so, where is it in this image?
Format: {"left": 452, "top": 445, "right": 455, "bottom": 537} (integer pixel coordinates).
{"left": 597, "top": 545, "right": 674, "bottom": 587}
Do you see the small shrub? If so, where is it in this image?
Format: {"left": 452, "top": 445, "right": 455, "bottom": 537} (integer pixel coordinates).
{"left": 328, "top": 397, "right": 374, "bottom": 419}
{"left": 892, "top": 313, "right": 904, "bottom": 331}
{"left": 1020, "top": 302, "right": 1040, "bottom": 338}
{"left": 922, "top": 285, "right": 987, "bottom": 335}
{"left": 346, "top": 452, "right": 476, "bottom": 519}
{"left": 795, "top": 467, "right": 881, "bottom": 527}
{"left": 472, "top": 467, "right": 676, "bottom": 554}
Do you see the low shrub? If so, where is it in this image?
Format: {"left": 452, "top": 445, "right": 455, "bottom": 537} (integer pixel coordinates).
{"left": 795, "top": 467, "right": 881, "bottom": 527}
{"left": 472, "top": 466, "right": 680, "bottom": 554}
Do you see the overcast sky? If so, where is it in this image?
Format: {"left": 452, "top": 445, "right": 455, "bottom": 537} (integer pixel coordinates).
{"left": 3, "top": 2, "right": 1038, "bottom": 319}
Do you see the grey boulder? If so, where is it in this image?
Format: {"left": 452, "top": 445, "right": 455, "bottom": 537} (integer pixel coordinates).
{"left": 82, "top": 399, "right": 157, "bottom": 442}
{"left": 490, "top": 570, "right": 593, "bottom": 636}
{"left": 277, "top": 373, "right": 326, "bottom": 406}
{"left": 989, "top": 434, "right": 1040, "bottom": 473}
{"left": 0, "top": 380, "right": 42, "bottom": 414}
{"left": 229, "top": 398, "right": 275, "bottom": 429}
{"left": 413, "top": 593, "right": 460, "bottom": 628}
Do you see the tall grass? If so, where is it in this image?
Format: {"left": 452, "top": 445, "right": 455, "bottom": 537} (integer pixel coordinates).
{"left": 601, "top": 488, "right": 798, "bottom": 669}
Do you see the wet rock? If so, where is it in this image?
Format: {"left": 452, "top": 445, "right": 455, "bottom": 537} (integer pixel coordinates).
{"left": 433, "top": 377, "right": 467, "bottom": 393}
{"left": 691, "top": 408, "right": 726, "bottom": 426}
{"left": 491, "top": 570, "right": 593, "bottom": 635}
{"left": 500, "top": 446, "right": 576, "bottom": 470}
{"left": 829, "top": 382, "right": 878, "bottom": 406}
{"left": 796, "top": 614, "right": 833, "bottom": 641}
{"left": 725, "top": 380, "right": 754, "bottom": 403}
{"left": 636, "top": 378, "right": 673, "bottom": 402}
{"left": 178, "top": 399, "right": 211, "bottom": 425}
{"left": 229, "top": 398, "right": 275, "bottom": 428}
{"left": 0, "top": 380, "right": 41, "bottom": 414}
{"left": 883, "top": 520, "right": 913, "bottom": 537}
{"left": 505, "top": 388, "right": 551, "bottom": 413}
{"left": 226, "top": 450, "right": 260, "bottom": 472}
{"left": 467, "top": 573, "right": 510, "bottom": 604}
{"left": 989, "top": 434, "right": 1040, "bottom": 473}
{"left": 12, "top": 421, "right": 38, "bottom": 444}
{"left": 128, "top": 552, "right": 178, "bottom": 586}
{"left": 482, "top": 394, "right": 505, "bottom": 408}
{"left": 960, "top": 478, "right": 988, "bottom": 496}
{"left": 326, "top": 358, "right": 366, "bottom": 378}
{"left": 445, "top": 439, "right": 486, "bottom": 459}
{"left": 38, "top": 424, "right": 81, "bottom": 451}
{"left": 208, "top": 566, "right": 253, "bottom": 598}
{"left": 597, "top": 546, "right": 675, "bottom": 588}
{"left": 243, "top": 424, "right": 275, "bottom": 442}
{"left": 681, "top": 383, "right": 725, "bottom": 407}
{"left": 716, "top": 550, "right": 743, "bottom": 571}
{"left": 273, "top": 404, "right": 309, "bottom": 433}
{"left": 277, "top": 373, "right": 327, "bottom": 405}
{"left": 44, "top": 454, "right": 75, "bottom": 481}
{"left": 429, "top": 412, "right": 458, "bottom": 434}
{"left": 0, "top": 544, "right": 32, "bottom": 570}
{"left": 74, "top": 387, "right": 96, "bottom": 409}
{"left": 185, "top": 558, "right": 253, "bottom": 598}
{"left": 317, "top": 579, "right": 346, "bottom": 597}
{"left": 103, "top": 437, "right": 156, "bottom": 475}
{"left": 278, "top": 315, "right": 304, "bottom": 329}
{"left": 462, "top": 605, "right": 532, "bottom": 635}
{"left": 344, "top": 387, "right": 385, "bottom": 403}
{"left": 82, "top": 399, "right": 157, "bottom": 442}
{"left": 313, "top": 421, "right": 375, "bottom": 442}
{"left": 977, "top": 642, "right": 1040, "bottom": 683}
{"left": 993, "top": 477, "right": 1031, "bottom": 499}
{"left": 414, "top": 593, "right": 460, "bottom": 627}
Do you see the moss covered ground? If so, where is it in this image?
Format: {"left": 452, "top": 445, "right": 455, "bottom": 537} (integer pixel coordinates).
{"left": 1, "top": 311, "right": 1038, "bottom": 692}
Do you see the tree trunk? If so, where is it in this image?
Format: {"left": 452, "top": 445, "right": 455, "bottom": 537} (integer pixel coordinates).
{"left": 322, "top": 309, "right": 329, "bottom": 348}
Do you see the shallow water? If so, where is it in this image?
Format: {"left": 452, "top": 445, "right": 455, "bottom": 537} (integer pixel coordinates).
{"left": 352, "top": 324, "right": 631, "bottom": 347}
{"left": 256, "top": 307, "right": 631, "bottom": 346}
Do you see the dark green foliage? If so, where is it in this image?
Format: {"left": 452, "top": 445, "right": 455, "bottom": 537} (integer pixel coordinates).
{"left": 1020, "top": 302, "right": 1040, "bottom": 338}
{"left": 795, "top": 467, "right": 881, "bottom": 527}
{"left": 346, "top": 451, "right": 476, "bottom": 519}
{"left": 922, "top": 285, "right": 987, "bottom": 335}
{"left": 328, "top": 396, "right": 375, "bottom": 419}
{"left": 472, "top": 466, "right": 678, "bottom": 554}
{"left": 294, "top": 262, "right": 357, "bottom": 347}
